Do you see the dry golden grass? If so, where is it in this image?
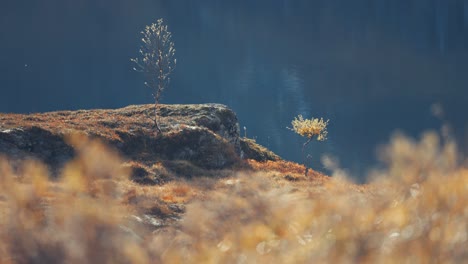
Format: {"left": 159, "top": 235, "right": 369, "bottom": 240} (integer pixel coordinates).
{"left": 0, "top": 131, "right": 466, "bottom": 263}
{"left": 0, "top": 106, "right": 150, "bottom": 142}
{"left": 0, "top": 104, "right": 235, "bottom": 144}
{"left": 248, "top": 159, "right": 308, "bottom": 175}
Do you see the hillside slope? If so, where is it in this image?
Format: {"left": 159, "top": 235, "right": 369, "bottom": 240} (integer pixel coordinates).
{"left": 0, "top": 104, "right": 319, "bottom": 182}
{"left": 1, "top": 105, "right": 463, "bottom": 263}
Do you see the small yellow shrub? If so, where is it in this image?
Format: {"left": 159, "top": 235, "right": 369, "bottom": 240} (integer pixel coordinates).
{"left": 289, "top": 115, "right": 329, "bottom": 175}
{"left": 290, "top": 115, "right": 329, "bottom": 141}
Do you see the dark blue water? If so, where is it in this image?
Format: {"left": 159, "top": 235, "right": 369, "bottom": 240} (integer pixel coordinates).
{"left": 1, "top": 0, "right": 467, "bottom": 181}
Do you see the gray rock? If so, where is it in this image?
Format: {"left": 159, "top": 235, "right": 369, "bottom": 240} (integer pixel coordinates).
{"left": 121, "top": 104, "right": 241, "bottom": 155}
{"left": 0, "top": 126, "right": 74, "bottom": 174}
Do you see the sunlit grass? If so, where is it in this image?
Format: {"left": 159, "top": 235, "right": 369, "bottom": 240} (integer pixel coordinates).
{"left": 0, "top": 131, "right": 466, "bottom": 263}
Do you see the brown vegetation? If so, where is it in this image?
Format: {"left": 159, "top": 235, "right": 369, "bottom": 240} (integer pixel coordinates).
{"left": 0, "top": 105, "right": 466, "bottom": 262}
{"left": 0, "top": 129, "right": 466, "bottom": 263}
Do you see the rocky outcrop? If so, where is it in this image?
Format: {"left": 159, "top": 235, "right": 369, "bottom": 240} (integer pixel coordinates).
{"left": 0, "top": 126, "right": 74, "bottom": 172}
{"left": 117, "top": 104, "right": 241, "bottom": 155}
{"left": 158, "top": 104, "right": 241, "bottom": 154}
{"left": 0, "top": 104, "right": 278, "bottom": 178}
{"left": 240, "top": 138, "right": 281, "bottom": 162}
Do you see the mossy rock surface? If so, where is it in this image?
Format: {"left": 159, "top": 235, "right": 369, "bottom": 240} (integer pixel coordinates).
{"left": 240, "top": 138, "right": 281, "bottom": 162}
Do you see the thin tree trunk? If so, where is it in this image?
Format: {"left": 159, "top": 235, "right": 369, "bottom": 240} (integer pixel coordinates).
{"left": 154, "top": 39, "right": 164, "bottom": 136}
{"left": 154, "top": 97, "right": 162, "bottom": 136}
{"left": 302, "top": 136, "right": 313, "bottom": 176}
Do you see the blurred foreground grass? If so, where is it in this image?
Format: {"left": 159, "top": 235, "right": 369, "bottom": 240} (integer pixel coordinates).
{"left": 0, "top": 132, "right": 466, "bottom": 263}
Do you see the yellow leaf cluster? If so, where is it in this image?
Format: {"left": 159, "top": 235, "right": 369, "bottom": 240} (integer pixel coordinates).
{"left": 290, "top": 115, "right": 329, "bottom": 141}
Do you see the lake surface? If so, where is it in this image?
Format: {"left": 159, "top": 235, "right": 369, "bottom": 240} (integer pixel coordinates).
{"left": 1, "top": 0, "right": 467, "bottom": 181}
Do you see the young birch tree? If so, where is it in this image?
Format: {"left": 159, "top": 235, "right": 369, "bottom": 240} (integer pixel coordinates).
{"left": 290, "top": 115, "right": 329, "bottom": 176}
{"left": 131, "top": 18, "right": 176, "bottom": 135}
